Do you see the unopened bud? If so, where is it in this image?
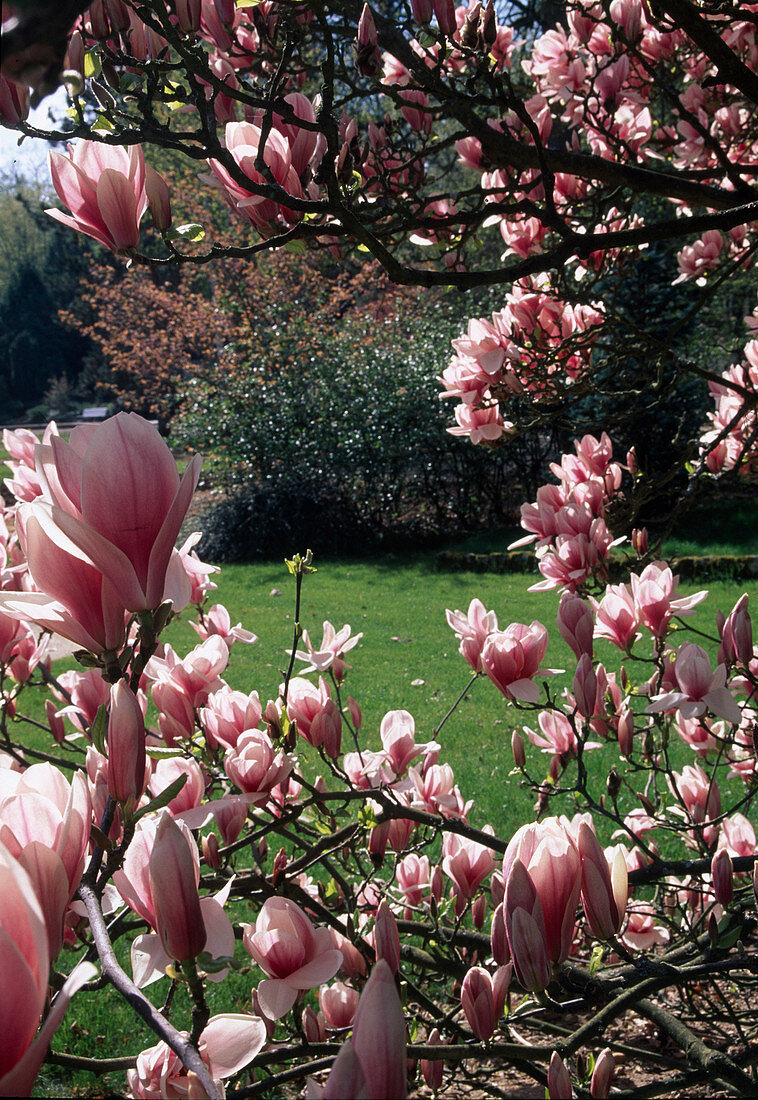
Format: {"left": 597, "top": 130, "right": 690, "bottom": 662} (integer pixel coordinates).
{"left": 631, "top": 527, "right": 648, "bottom": 556}
{"left": 412, "top": 0, "right": 434, "bottom": 23}
{"left": 347, "top": 695, "right": 362, "bottom": 730}
{"left": 617, "top": 706, "right": 634, "bottom": 757}
{"left": 511, "top": 730, "right": 526, "bottom": 768}
{"left": 271, "top": 847, "right": 288, "bottom": 885}
{"left": 202, "top": 833, "right": 220, "bottom": 869}
{"left": 626, "top": 447, "right": 638, "bottom": 476}
{"left": 146, "top": 164, "right": 172, "bottom": 231}
{"left": 374, "top": 900, "right": 400, "bottom": 974}
{"left": 420, "top": 1027, "right": 444, "bottom": 1091}
{"left": 461, "top": 2, "right": 481, "bottom": 47}
{"left": 480, "top": 0, "right": 497, "bottom": 47}
{"left": 46, "top": 699, "right": 66, "bottom": 744}
{"left": 590, "top": 1048, "right": 615, "bottom": 1099}
{"left": 472, "top": 893, "right": 487, "bottom": 929}
{"left": 490, "top": 871, "right": 504, "bottom": 908}
{"left": 607, "top": 766, "right": 622, "bottom": 799}
{"left": 302, "top": 1005, "right": 326, "bottom": 1043}
{"left": 354, "top": 4, "right": 382, "bottom": 77}
{"left": 711, "top": 848, "right": 733, "bottom": 906}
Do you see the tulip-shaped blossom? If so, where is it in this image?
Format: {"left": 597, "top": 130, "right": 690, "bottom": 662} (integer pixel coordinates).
{"left": 503, "top": 818, "right": 583, "bottom": 988}
{"left": 208, "top": 121, "right": 306, "bottom": 234}
{"left": 460, "top": 964, "right": 511, "bottom": 1041}
{"left": 46, "top": 141, "right": 149, "bottom": 252}
{"left": 199, "top": 686, "right": 263, "bottom": 750}
{"left": 0, "top": 506, "right": 128, "bottom": 655}
{"left": 717, "top": 593, "right": 753, "bottom": 666}
{"left": 149, "top": 812, "right": 207, "bottom": 962}
{"left": 30, "top": 413, "right": 201, "bottom": 614}
{"left": 591, "top": 582, "right": 640, "bottom": 651}
{"left": 647, "top": 642, "right": 741, "bottom": 726}
{"left": 670, "top": 763, "right": 722, "bottom": 839}
{"left": 113, "top": 812, "right": 234, "bottom": 987}
{"left": 224, "top": 729, "right": 294, "bottom": 803}
{"left": 548, "top": 1051, "right": 573, "bottom": 1099}
{"left": 445, "top": 598, "right": 499, "bottom": 671}
{"left": 557, "top": 591, "right": 594, "bottom": 659}
{"left": 148, "top": 755, "right": 207, "bottom": 815}
{"left": 442, "top": 829, "right": 496, "bottom": 912}
{"left": 286, "top": 676, "right": 336, "bottom": 748}
{"left": 396, "top": 854, "right": 432, "bottom": 911}
{"left": 319, "top": 981, "right": 360, "bottom": 1030}
{"left": 576, "top": 822, "right": 627, "bottom": 940}
{"left": 243, "top": 897, "right": 343, "bottom": 1019}
{"left": 127, "top": 1014, "right": 268, "bottom": 1099}
{"left": 0, "top": 843, "right": 96, "bottom": 1096}
{"left": 190, "top": 602, "right": 257, "bottom": 647}
{"left": 106, "top": 681, "right": 146, "bottom": 810}
{"left": 379, "top": 709, "right": 438, "bottom": 776}
{"left": 0, "top": 763, "right": 91, "bottom": 959}
{"left": 308, "top": 960, "right": 407, "bottom": 1100}
{"left": 590, "top": 1048, "right": 615, "bottom": 1099}
{"left": 481, "top": 621, "right": 551, "bottom": 703}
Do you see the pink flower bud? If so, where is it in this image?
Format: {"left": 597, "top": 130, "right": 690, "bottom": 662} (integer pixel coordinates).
{"left": 107, "top": 681, "right": 146, "bottom": 809}
{"left": 354, "top": 4, "right": 382, "bottom": 76}
{"left": 46, "top": 699, "right": 66, "bottom": 745}
{"left": 461, "top": 966, "right": 497, "bottom": 1041}
{"left": 511, "top": 730, "right": 526, "bottom": 768}
{"left": 548, "top": 1051, "right": 573, "bottom": 1099}
{"left": 718, "top": 594, "right": 753, "bottom": 666}
{"left": 430, "top": 864, "right": 444, "bottom": 903}
{"left": 557, "top": 593, "right": 594, "bottom": 660}
{"left": 490, "top": 871, "right": 505, "bottom": 908}
{"left": 577, "top": 823, "right": 621, "bottom": 940}
{"left": 149, "top": 814, "right": 207, "bottom": 962}
{"left": 433, "top": 0, "right": 457, "bottom": 36}
{"left": 201, "top": 833, "right": 220, "bottom": 869}
{"left": 348, "top": 696, "right": 362, "bottom": 730}
{"left": 420, "top": 1028, "right": 444, "bottom": 1091}
{"left": 302, "top": 1004, "right": 326, "bottom": 1043}
{"left": 626, "top": 447, "right": 638, "bottom": 476}
{"left": 573, "top": 654, "right": 597, "bottom": 719}
{"left": 711, "top": 848, "right": 733, "bottom": 906}
{"left": 175, "top": 0, "right": 202, "bottom": 33}
{"left": 590, "top": 1048, "right": 615, "bottom": 1098}
{"left": 490, "top": 902, "right": 510, "bottom": 965}
{"left": 472, "top": 893, "right": 487, "bottom": 930}
{"left": 374, "top": 900, "right": 401, "bottom": 974}
{"left": 0, "top": 74, "right": 30, "bottom": 125}
{"left": 617, "top": 705, "right": 634, "bottom": 758}
{"left": 146, "top": 165, "right": 172, "bottom": 231}
{"left": 631, "top": 527, "right": 648, "bottom": 556}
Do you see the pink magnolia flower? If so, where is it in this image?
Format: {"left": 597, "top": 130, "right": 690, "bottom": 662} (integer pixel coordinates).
{"left": 718, "top": 593, "right": 753, "bottom": 666}
{"left": 621, "top": 902, "right": 670, "bottom": 951}
{"left": 442, "top": 829, "right": 496, "bottom": 911}
{"left": 107, "top": 681, "right": 147, "bottom": 810}
{"left": 127, "top": 1014, "right": 268, "bottom": 1099}
{"left": 557, "top": 591, "right": 594, "bottom": 659}
{"left": 243, "top": 897, "right": 343, "bottom": 1019}
{"left": 148, "top": 756, "right": 207, "bottom": 815}
{"left": 445, "top": 597, "right": 498, "bottom": 671}
{"left": 647, "top": 642, "right": 741, "bottom": 726}
{"left": 47, "top": 141, "right": 149, "bottom": 252}
{"left": 224, "top": 730, "right": 294, "bottom": 803}
{"left": 31, "top": 413, "right": 202, "bottom": 614}
{"left": 396, "top": 854, "right": 432, "bottom": 910}
{"left": 0, "top": 763, "right": 91, "bottom": 959}
{"left": 669, "top": 763, "right": 722, "bottom": 837}
{"left": 308, "top": 960, "right": 407, "bottom": 1100}
{"left": 630, "top": 562, "right": 707, "bottom": 640}
{"left": 460, "top": 964, "right": 511, "bottom": 1041}
{"left": 199, "top": 686, "right": 263, "bottom": 751}
{"left": 319, "top": 981, "right": 360, "bottom": 1030}
{"left": 296, "top": 620, "right": 363, "bottom": 680}
{"left": 113, "top": 812, "right": 234, "bottom": 987}
{"left": 481, "top": 621, "right": 551, "bottom": 703}
{"left": 190, "top": 602, "right": 257, "bottom": 647}
{"left": 208, "top": 121, "right": 306, "bottom": 235}
{"left": 0, "top": 842, "right": 96, "bottom": 1096}
{"left": 719, "top": 813, "right": 756, "bottom": 858}
{"left": 379, "top": 709, "right": 438, "bottom": 776}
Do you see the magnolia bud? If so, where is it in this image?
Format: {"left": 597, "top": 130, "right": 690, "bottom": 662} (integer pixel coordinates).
{"left": 302, "top": 1005, "right": 326, "bottom": 1043}
{"left": 631, "top": 526, "right": 648, "bottom": 556}
{"left": 711, "top": 848, "right": 733, "bottom": 906}
{"left": 480, "top": 0, "right": 497, "bottom": 47}
{"left": 420, "top": 1028, "right": 444, "bottom": 1091}
{"left": 511, "top": 730, "right": 526, "bottom": 768}
{"left": 374, "top": 900, "right": 400, "bottom": 974}
{"left": 490, "top": 871, "right": 505, "bottom": 908}
{"left": 490, "top": 903, "right": 509, "bottom": 965}
{"left": 607, "top": 766, "right": 622, "bottom": 799}
{"left": 354, "top": 4, "right": 382, "bottom": 77}
{"left": 46, "top": 699, "right": 66, "bottom": 745}
{"left": 412, "top": 0, "right": 434, "bottom": 24}
{"left": 348, "top": 695, "right": 362, "bottom": 730}
{"left": 547, "top": 1052, "right": 573, "bottom": 1099}
{"left": 146, "top": 165, "right": 172, "bottom": 231}
{"left": 202, "top": 833, "right": 220, "bottom": 869}
{"left": 626, "top": 447, "right": 638, "bottom": 476}
{"left": 590, "top": 1048, "right": 615, "bottom": 1098}
{"left": 461, "top": 2, "right": 481, "bottom": 47}
{"left": 271, "top": 847, "right": 288, "bottom": 885}
{"left": 106, "top": 682, "right": 146, "bottom": 810}
{"left": 617, "top": 707, "right": 634, "bottom": 758}
{"left": 472, "top": 893, "right": 487, "bottom": 930}
{"left": 433, "top": 0, "right": 457, "bottom": 36}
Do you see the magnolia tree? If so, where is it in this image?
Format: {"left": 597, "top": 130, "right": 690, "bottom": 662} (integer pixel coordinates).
{"left": 1, "top": 0, "right": 758, "bottom": 1097}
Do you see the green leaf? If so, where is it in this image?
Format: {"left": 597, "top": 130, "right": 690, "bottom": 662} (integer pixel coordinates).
{"left": 284, "top": 239, "right": 307, "bottom": 254}
{"left": 132, "top": 774, "right": 188, "bottom": 822}
{"left": 91, "top": 114, "right": 115, "bottom": 133}
{"left": 84, "top": 51, "right": 101, "bottom": 80}
{"left": 146, "top": 746, "right": 186, "bottom": 760}
{"left": 165, "top": 223, "right": 206, "bottom": 242}
{"left": 197, "top": 952, "right": 236, "bottom": 973}
{"left": 589, "top": 943, "right": 605, "bottom": 975}
{"left": 90, "top": 704, "right": 108, "bottom": 755}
